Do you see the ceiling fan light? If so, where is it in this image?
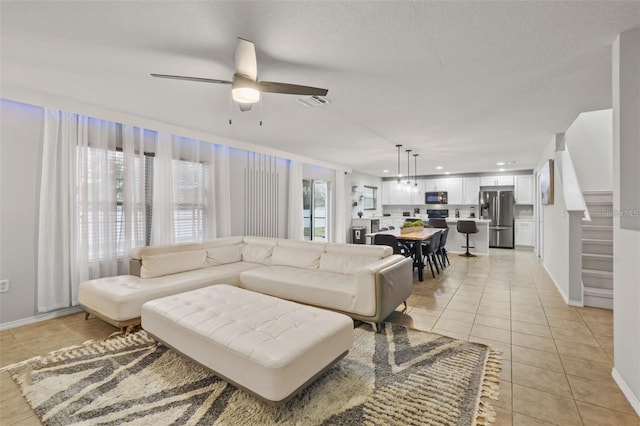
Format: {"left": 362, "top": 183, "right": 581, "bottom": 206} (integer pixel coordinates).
{"left": 232, "top": 87, "right": 260, "bottom": 103}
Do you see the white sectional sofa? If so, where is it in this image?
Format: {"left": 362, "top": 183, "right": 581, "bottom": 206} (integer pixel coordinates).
{"left": 78, "top": 236, "right": 413, "bottom": 331}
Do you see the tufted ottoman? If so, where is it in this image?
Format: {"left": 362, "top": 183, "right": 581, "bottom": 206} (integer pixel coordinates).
{"left": 141, "top": 284, "right": 354, "bottom": 405}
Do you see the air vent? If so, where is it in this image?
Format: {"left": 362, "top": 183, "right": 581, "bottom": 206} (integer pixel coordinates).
{"left": 296, "top": 95, "right": 330, "bottom": 108}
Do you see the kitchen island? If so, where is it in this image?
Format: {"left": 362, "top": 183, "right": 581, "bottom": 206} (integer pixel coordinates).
{"left": 445, "top": 219, "right": 491, "bottom": 255}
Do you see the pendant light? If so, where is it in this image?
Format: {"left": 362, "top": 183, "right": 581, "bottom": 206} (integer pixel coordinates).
{"left": 395, "top": 144, "right": 402, "bottom": 183}
{"left": 406, "top": 149, "right": 412, "bottom": 185}
{"left": 413, "top": 153, "right": 419, "bottom": 189}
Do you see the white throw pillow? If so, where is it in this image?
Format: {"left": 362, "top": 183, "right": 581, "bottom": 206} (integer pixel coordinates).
{"left": 271, "top": 246, "right": 321, "bottom": 270}
{"left": 242, "top": 244, "right": 273, "bottom": 265}
{"left": 319, "top": 252, "right": 382, "bottom": 275}
{"left": 140, "top": 250, "right": 207, "bottom": 278}
{"left": 206, "top": 245, "right": 243, "bottom": 266}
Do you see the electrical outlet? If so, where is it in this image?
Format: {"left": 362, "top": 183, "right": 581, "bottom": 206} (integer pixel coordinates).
{"left": 0, "top": 279, "right": 9, "bottom": 293}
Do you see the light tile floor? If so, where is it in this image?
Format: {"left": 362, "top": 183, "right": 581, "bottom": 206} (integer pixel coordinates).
{"left": 1, "top": 248, "right": 638, "bottom": 425}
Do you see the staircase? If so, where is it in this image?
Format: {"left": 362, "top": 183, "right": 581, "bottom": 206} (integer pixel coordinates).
{"left": 581, "top": 191, "right": 613, "bottom": 309}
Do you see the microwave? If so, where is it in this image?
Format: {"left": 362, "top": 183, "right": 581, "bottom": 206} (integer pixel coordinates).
{"left": 425, "top": 191, "right": 448, "bottom": 204}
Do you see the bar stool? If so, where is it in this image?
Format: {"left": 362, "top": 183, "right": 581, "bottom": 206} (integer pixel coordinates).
{"left": 457, "top": 220, "right": 478, "bottom": 257}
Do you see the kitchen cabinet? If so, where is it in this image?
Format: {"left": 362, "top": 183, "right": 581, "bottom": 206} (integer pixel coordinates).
{"left": 381, "top": 180, "right": 423, "bottom": 205}
{"left": 480, "top": 175, "right": 514, "bottom": 187}
{"left": 462, "top": 177, "right": 480, "bottom": 205}
{"left": 423, "top": 178, "right": 463, "bottom": 204}
{"left": 514, "top": 175, "right": 534, "bottom": 204}
{"left": 515, "top": 219, "right": 534, "bottom": 246}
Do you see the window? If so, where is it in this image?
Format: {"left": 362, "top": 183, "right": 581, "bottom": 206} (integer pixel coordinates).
{"left": 363, "top": 186, "right": 377, "bottom": 210}
{"left": 172, "top": 159, "right": 208, "bottom": 243}
{"left": 80, "top": 145, "right": 209, "bottom": 262}
{"left": 303, "top": 179, "right": 330, "bottom": 241}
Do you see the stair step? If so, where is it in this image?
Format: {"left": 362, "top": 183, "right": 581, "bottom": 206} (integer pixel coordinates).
{"left": 586, "top": 206, "right": 613, "bottom": 217}
{"left": 582, "top": 225, "right": 613, "bottom": 240}
{"left": 582, "top": 269, "right": 613, "bottom": 290}
{"left": 583, "top": 191, "right": 613, "bottom": 204}
{"left": 582, "top": 253, "right": 613, "bottom": 272}
{"left": 583, "top": 215, "right": 613, "bottom": 226}
{"left": 583, "top": 286, "right": 613, "bottom": 310}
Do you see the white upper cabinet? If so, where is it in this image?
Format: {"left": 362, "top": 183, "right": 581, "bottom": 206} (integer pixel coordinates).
{"left": 442, "top": 178, "right": 463, "bottom": 204}
{"left": 381, "top": 180, "right": 423, "bottom": 205}
{"left": 480, "top": 175, "right": 514, "bottom": 186}
{"left": 514, "top": 175, "right": 534, "bottom": 204}
{"left": 462, "top": 177, "right": 480, "bottom": 205}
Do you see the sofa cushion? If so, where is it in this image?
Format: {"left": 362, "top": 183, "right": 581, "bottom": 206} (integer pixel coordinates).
{"left": 239, "top": 266, "right": 374, "bottom": 316}
{"left": 324, "top": 243, "right": 392, "bottom": 258}
{"left": 129, "top": 242, "right": 202, "bottom": 261}
{"left": 319, "top": 252, "right": 384, "bottom": 275}
{"left": 202, "top": 236, "right": 244, "bottom": 249}
{"left": 242, "top": 239, "right": 276, "bottom": 265}
{"left": 271, "top": 246, "right": 321, "bottom": 270}
{"left": 207, "top": 245, "right": 243, "bottom": 266}
{"left": 277, "top": 239, "right": 326, "bottom": 252}
{"left": 141, "top": 250, "right": 207, "bottom": 278}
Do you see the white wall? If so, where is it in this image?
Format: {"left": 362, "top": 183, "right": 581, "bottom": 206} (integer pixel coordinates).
{"left": 612, "top": 29, "right": 640, "bottom": 416}
{"left": 0, "top": 100, "right": 44, "bottom": 323}
{"left": 347, "top": 171, "right": 383, "bottom": 218}
{"left": 537, "top": 139, "right": 571, "bottom": 303}
{"left": 564, "top": 109, "right": 613, "bottom": 192}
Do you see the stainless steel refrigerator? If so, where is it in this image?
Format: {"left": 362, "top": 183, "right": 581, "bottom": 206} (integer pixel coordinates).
{"left": 480, "top": 190, "right": 515, "bottom": 248}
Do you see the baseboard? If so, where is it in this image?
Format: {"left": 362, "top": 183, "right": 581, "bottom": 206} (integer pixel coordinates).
{"left": 0, "top": 306, "right": 83, "bottom": 331}
{"left": 583, "top": 286, "right": 614, "bottom": 309}
{"left": 541, "top": 262, "right": 571, "bottom": 305}
{"left": 612, "top": 367, "right": 640, "bottom": 417}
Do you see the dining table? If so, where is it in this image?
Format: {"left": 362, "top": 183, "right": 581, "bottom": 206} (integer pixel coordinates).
{"left": 365, "top": 228, "right": 441, "bottom": 282}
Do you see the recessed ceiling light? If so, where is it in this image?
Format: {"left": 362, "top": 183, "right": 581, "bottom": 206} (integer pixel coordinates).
{"left": 507, "top": 160, "right": 517, "bottom": 165}
{"left": 444, "top": 171, "right": 451, "bottom": 175}
{"left": 499, "top": 168, "right": 505, "bottom": 172}
{"left": 436, "top": 166, "right": 443, "bottom": 170}
{"left": 496, "top": 162, "right": 505, "bottom": 166}
{"left": 383, "top": 169, "right": 389, "bottom": 173}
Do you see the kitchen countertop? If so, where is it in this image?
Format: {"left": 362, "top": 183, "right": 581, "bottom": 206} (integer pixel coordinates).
{"left": 445, "top": 218, "right": 491, "bottom": 223}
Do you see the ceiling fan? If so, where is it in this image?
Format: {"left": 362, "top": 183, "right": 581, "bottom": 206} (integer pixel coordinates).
{"left": 151, "top": 37, "right": 328, "bottom": 112}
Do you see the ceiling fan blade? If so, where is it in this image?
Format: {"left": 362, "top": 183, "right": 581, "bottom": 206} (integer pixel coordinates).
{"left": 257, "top": 81, "right": 328, "bottom": 96}
{"left": 238, "top": 102, "right": 253, "bottom": 112}
{"left": 235, "top": 38, "right": 257, "bottom": 80}
{"left": 150, "top": 74, "right": 232, "bottom": 84}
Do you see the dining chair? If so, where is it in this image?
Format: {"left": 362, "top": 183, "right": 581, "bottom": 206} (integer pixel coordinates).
{"left": 424, "top": 218, "right": 449, "bottom": 269}
{"left": 421, "top": 230, "right": 442, "bottom": 278}
{"left": 373, "top": 234, "right": 414, "bottom": 258}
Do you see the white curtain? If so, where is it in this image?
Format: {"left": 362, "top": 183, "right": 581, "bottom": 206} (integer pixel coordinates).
{"left": 287, "top": 159, "right": 304, "bottom": 240}
{"left": 38, "top": 110, "right": 79, "bottom": 311}
{"left": 214, "top": 145, "right": 232, "bottom": 237}
{"left": 121, "top": 125, "right": 147, "bottom": 267}
{"left": 334, "top": 169, "right": 346, "bottom": 243}
{"left": 151, "top": 132, "right": 175, "bottom": 245}
{"left": 36, "top": 110, "right": 230, "bottom": 312}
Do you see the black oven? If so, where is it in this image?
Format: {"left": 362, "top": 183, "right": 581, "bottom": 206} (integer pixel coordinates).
{"left": 425, "top": 191, "right": 448, "bottom": 204}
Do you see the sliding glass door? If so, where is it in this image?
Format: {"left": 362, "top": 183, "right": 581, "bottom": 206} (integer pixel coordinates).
{"left": 303, "top": 179, "right": 330, "bottom": 241}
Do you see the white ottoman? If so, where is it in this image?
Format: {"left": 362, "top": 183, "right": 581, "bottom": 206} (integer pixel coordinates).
{"left": 141, "top": 284, "right": 354, "bottom": 405}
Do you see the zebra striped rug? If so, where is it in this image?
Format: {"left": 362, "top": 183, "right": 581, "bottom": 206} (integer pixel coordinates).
{"left": 3, "top": 323, "right": 501, "bottom": 425}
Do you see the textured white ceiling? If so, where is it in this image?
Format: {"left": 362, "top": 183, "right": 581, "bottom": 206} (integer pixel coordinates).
{"left": 2, "top": 1, "right": 639, "bottom": 176}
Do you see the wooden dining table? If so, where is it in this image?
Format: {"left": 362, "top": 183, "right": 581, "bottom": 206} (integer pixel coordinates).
{"left": 366, "top": 228, "right": 441, "bottom": 282}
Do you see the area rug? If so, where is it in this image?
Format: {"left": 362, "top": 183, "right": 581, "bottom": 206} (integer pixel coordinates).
{"left": 3, "top": 323, "right": 501, "bottom": 425}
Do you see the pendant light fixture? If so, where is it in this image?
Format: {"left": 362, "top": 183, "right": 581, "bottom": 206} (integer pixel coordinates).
{"left": 406, "top": 149, "right": 412, "bottom": 185}
{"left": 395, "top": 144, "right": 402, "bottom": 183}
{"left": 413, "top": 153, "right": 419, "bottom": 188}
